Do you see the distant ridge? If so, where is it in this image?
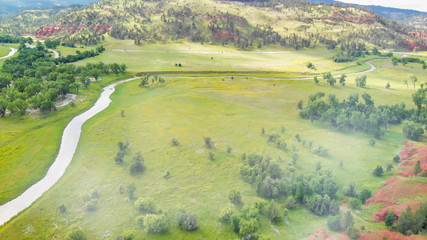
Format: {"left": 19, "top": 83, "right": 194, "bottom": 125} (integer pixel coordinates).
{"left": 307, "top": 0, "right": 427, "bottom": 29}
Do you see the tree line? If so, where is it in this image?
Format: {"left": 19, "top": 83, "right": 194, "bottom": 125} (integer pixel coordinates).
{"left": 0, "top": 43, "right": 125, "bottom": 118}
{"left": 299, "top": 92, "right": 425, "bottom": 139}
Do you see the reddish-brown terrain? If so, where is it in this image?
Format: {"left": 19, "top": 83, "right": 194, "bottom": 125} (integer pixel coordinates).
{"left": 404, "top": 40, "right": 427, "bottom": 51}
{"left": 359, "top": 229, "right": 426, "bottom": 240}
{"left": 366, "top": 141, "right": 427, "bottom": 222}
{"left": 323, "top": 12, "right": 377, "bottom": 24}
{"left": 306, "top": 228, "right": 349, "bottom": 240}
{"left": 35, "top": 25, "right": 111, "bottom": 38}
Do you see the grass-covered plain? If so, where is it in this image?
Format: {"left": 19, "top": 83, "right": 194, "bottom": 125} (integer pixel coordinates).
{"left": 0, "top": 58, "right": 425, "bottom": 239}
{"left": 0, "top": 73, "right": 133, "bottom": 205}
{"left": 74, "top": 39, "right": 375, "bottom": 76}
{"left": 0, "top": 45, "right": 11, "bottom": 57}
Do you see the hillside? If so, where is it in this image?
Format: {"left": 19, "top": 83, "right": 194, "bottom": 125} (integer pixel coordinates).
{"left": 1, "top": 0, "right": 425, "bottom": 50}
{"left": 307, "top": 0, "right": 427, "bottom": 31}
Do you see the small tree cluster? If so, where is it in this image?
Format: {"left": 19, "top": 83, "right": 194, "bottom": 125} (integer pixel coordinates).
{"left": 177, "top": 210, "right": 199, "bottom": 231}
{"left": 228, "top": 190, "right": 242, "bottom": 204}
{"left": 130, "top": 152, "right": 145, "bottom": 175}
{"left": 327, "top": 211, "right": 360, "bottom": 240}
{"left": 355, "top": 75, "right": 367, "bottom": 87}
{"left": 115, "top": 140, "right": 129, "bottom": 164}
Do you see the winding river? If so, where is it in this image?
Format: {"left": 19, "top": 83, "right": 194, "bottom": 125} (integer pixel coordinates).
{"left": 0, "top": 59, "right": 380, "bottom": 226}
{"left": 0, "top": 77, "right": 140, "bottom": 226}
{"left": 0, "top": 47, "right": 17, "bottom": 60}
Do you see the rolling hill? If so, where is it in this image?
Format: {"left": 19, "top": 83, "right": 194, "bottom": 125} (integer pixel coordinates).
{"left": 307, "top": 0, "right": 427, "bottom": 30}
{"left": 0, "top": 0, "right": 425, "bottom": 50}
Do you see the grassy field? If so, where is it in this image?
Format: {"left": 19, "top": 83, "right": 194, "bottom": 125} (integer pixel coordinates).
{"left": 0, "top": 43, "right": 18, "bottom": 66}
{"left": 0, "top": 45, "right": 10, "bottom": 57}
{"left": 74, "top": 39, "right": 375, "bottom": 76}
{"left": 0, "top": 73, "right": 133, "bottom": 205}
{"left": 0, "top": 58, "right": 425, "bottom": 239}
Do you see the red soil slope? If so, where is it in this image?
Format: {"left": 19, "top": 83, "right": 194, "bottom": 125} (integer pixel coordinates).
{"left": 366, "top": 141, "right": 427, "bottom": 222}
{"left": 306, "top": 228, "right": 349, "bottom": 240}
{"left": 360, "top": 229, "right": 426, "bottom": 240}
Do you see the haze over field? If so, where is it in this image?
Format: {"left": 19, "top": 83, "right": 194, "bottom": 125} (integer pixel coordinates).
{"left": 0, "top": 0, "right": 426, "bottom": 239}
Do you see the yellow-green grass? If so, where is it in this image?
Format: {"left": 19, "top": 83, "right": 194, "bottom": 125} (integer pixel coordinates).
{"left": 0, "top": 73, "right": 133, "bottom": 205}
{"left": 56, "top": 45, "right": 97, "bottom": 57}
{"left": 0, "top": 60, "right": 423, "bottom": 239}
{"left": 74, "top": 41, "right": 375, "bottom": 76}
{"left": 0, "top": 45, "right": 11, "bottom": 57}
{"left": 0, "top": 43, "right": 18, "bottom": 67}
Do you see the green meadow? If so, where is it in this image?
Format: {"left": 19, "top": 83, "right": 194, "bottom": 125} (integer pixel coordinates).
{"left": 0, "top": 73, "right": 133, "bottom": 205}
{"left": 0, "top": 54, "right": 425, "bottom": 239}
{"left": 73, "top": 39, "right": 374, "bottom": 76}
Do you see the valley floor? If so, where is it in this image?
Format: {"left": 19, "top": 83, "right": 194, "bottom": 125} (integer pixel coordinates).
{"left": 0, "top": 43, "right": 426, "bottom": 239}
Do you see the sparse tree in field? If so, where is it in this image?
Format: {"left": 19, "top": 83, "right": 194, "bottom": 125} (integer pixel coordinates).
{"left": 171, "top": 138, "right": 180, "bottom": 146}
{"left": 134, "top": 197, "right": 157, "bottom": 214}
{"left": 327, "top": 214, "right": 342, "bottom": 231}
{"left": 372, "top": 165, "right": 384, "bottom": 177}
{"left": 59, "top": 204, "right": 67, "bottom": 213}
{"left": 118, "top": 140, "right": 129, "bottom": 151}
{"left": 345, "top": 182, "right": 357, "bottom": 197}
{"left": 291, "top": 152, "right": 299, "bottom": 165}
{"left": 227, "top": 146, "right": 232, "bottom": 154}
{"left": 392, "top": 57, "right": 399, "bottom": 66}
{"left": 402, "top": 120, "right": 424, "bottom": 141}
{"left": 209, "top": 151, "right": 215, "bottom": 160}
{"left": 297, "top": 100, "right": 303, "bottom": 110}
{"left": 393, "top": 155, "right": 400, "bottom": 163}
{"left": 127, "top": 183, "right": 136, "bottom": 199}
{"left": 349, "top": 198, "right": 361, "bottom": 210}
{"left": 268, "top": 201, "right": 282, "bottom": 224}
{"left": 414, "top": 160, "right": 422, "bottom": 176}
{"left": 316, "top": 161, "right": 321, "bottom": 171}
{"left": 386, "top": 164, "right": 393, "bottom": 172}
{"left": 228, "top": 190, "right": 242, "bottom": 204}
{"left": 84, "top": 199, "right": 98, "bottom": 211}
{"left": 137, "top": 214, "right": 168, "bottom": 233}
{"left": 342, "top": 210, "right": 354, "bottom": 231}
{"left": 285, "top": 196, "right": 296, "bottom": 209}
{"left": 130, "top": 152, "right": 145, "bottom": 175}
{"left": 115, "top": 150, "right": 125, "bottom": 164}
{"left": 67, "top": 229, "right": 87, "bottom": 240}
{"left": 355, "top": 75, "right": 367, "bottom": 87}
{"left": 314, "top": 76, "right": 319, "bottom": 85}
{"left": 219, "top": 204, "right": 234, "bottom": 223}
{"left": 307, "top": 62, "right": 316, "bottom": 70}
{"left": 238, "top": 218, "right": 258, "bottom": 237}
{"left": 177, "top": 210, "right": 198, "bottom": 231}
{"left": 339, "top": 74, "right": 346, "bottom": 86}
{"left": 409, "top": 74, "right": 418, "bottom": 89}
{"left": 359, "top": 189, "right": 372, "bottom": 204}
{"left": 403, "top": 79, "right": 409, "bottom": 89}
{"left": 204, "top": 137, "right": 213, "bottom": 148}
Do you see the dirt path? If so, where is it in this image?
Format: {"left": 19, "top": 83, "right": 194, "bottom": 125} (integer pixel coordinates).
{"left": 0, "top": 47, "right": 17, "bottom": 60}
